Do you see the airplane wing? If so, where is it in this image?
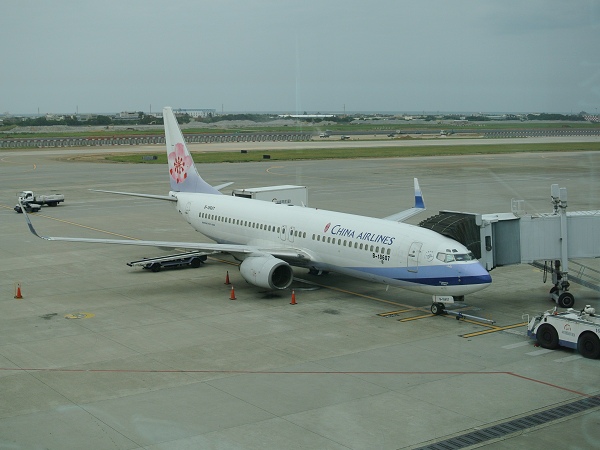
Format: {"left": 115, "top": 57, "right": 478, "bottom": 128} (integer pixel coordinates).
{"left": 21, "top": 202, "right": 314, "bottom": 263}
{"left": 383, "top": 178, "right": 426, "bottom": 222}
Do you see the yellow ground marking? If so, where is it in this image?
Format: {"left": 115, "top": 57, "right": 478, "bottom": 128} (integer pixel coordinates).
{"left": 299, "top": 279, "right": 411, "bottom": 307}
{"left": 30, "top": 213, "right": 140, "bottom": 240}
{"left": 65, "top": 312, "right": 95, "bottom": 320}
{"left": 399, "top": 314, "right": 434, "bottom": 322}
{"left": 377, "top": 308, "right": 421, "bottom": 317}
{"left": 461, "top": 322, "right": 527, "bottom": 338}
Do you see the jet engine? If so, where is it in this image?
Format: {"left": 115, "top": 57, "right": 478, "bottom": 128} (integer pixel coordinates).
{"left": 239, "top": 255, "right": 294, "bottom": 290}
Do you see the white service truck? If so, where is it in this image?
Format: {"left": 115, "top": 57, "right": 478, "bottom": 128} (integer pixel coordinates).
{"left": 231, "top": 185, "right": 307, "bottom": 206}
{"left": 14, "top": 190, "right": 65, "bottom": 213}
{"left": 527, "top": 306, "right": 600, "bottom": 359}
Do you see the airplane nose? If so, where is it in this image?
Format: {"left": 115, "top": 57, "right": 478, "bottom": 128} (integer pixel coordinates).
{"left": 473, "top": 263, "right": 492, "bottom": 285}
{"left": 461, "top": 262, "right": 492, "bottom": 286}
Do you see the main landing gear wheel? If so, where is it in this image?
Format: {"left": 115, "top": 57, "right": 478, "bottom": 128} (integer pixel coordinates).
{"left": 557, "top": 292, "right": 575, "bottom": 308}
{"left": 536, "top": 323, "right": 559, "bottom": 349}
{"left": 430, "top": 303, "right": 445, "bottom": 315}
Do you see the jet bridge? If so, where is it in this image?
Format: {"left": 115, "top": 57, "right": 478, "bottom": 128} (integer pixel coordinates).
{"left": 419, "top": 184, "right": 600, "bottom": 308}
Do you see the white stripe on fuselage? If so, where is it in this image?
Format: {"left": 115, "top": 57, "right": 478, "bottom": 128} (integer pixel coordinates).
{"left": 174, "top": 192, "right": 491, "bottom": 296}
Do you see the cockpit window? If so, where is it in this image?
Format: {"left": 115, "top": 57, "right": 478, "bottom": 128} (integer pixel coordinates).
{"left": 436, "top": 252, "right": 474, "bottom": 262}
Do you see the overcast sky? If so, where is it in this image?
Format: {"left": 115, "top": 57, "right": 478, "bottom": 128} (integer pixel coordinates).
{"left": 2, "top": 0, "right": 599, "bottom": 115}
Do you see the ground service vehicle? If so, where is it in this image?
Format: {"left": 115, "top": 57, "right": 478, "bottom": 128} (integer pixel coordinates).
{"left": 14, "top": 190, "right": 64, "bottom": 213}
{"left": 127, "top": 253, "right": 208, "bottom": 272}
{"left": 231, "top": 185, "right": 307, "bottom": 206}
{"left": 527, "top": 306, "right": 600, "bottom": 359}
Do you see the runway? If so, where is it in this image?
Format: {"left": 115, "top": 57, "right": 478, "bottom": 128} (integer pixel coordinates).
{"left": 0, "top": 143, "right": 599, "bottom": 449}
{"left": 1, "top": 134, "right": 599, "bottom": 157}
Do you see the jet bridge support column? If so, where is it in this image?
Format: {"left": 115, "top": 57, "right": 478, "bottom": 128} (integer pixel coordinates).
{"left": 549, "top": 184, "right": 574, "bottom": 308}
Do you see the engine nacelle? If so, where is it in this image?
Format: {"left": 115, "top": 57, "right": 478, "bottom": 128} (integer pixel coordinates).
{"left": 239, "top": 255, "right": 294, "bottom": 290}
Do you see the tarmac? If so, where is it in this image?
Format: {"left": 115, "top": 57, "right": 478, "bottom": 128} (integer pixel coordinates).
{"left": 0, "top": 143, "right": 599, "bottom": 449}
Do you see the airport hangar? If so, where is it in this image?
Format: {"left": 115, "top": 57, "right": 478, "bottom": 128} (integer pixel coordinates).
{"left": 0, "top": 139, "right": 599, "bottom": 450}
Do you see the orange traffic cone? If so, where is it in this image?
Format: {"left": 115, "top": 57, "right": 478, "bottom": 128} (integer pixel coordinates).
{"left": 14, "top": 283, "right": 23, "bottom": 299}
{"left": 224, "top": 271, "right": 231, "bottom": 285}
{"left": 229, "top": 285, "right": 237, "bottom": 300}
{"left": 290, "top": 290, "right": 296, "bottom": 305}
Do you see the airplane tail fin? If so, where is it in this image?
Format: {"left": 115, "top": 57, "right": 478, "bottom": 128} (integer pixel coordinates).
{"left": 164, "top": 106, "right": 222, "bottom": 195}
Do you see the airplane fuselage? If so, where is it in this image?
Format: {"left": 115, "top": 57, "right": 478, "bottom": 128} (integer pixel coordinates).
{"left": 174, "top": 192, "right": 492, "bottom": 296}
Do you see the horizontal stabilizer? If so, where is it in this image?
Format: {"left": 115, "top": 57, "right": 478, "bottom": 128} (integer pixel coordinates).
{"left": 213, "top": 182, "right": 234, "bottom": 191}
{"left": 90, "top": 189, "right": 177, "bottom": 202}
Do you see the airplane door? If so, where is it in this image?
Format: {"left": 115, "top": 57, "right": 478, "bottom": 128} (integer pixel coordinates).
{"left": 407, "top": 242, "right": 422, "bottom": 273}
{"left": 279, "top": 225, "right": 295, "bottom": 242}
{"left": 280, "top": 225, "right": 287, "bottom": 241}
{"left": 184, "top": 202, "right": 192, "bottom": 223}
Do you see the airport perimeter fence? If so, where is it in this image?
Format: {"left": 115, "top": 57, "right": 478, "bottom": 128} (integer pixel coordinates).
{"left": 0, "top": 132, "right": 313, "bottom": 149}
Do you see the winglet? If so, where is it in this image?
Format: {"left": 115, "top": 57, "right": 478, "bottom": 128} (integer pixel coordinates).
{"left": 19, "top": 201, "right": 48, "bottom": 240}
{"left": 382, "top": 178, "right": 426, "bottom": 222}
{"left": 414, "top": 178, "right": 425, "bottom": 209}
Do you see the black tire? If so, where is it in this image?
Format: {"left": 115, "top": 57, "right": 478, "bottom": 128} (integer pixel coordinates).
{"left": 536, "top": 323, "right": 559, "bottom": 349}
{"left": 558, "top": 292, "right": 575, "bottom": 308}
{"left": 150, "top": 263, "right": 161, "bottom": 273}
{"left": 190, "top": 258, "right": 202, "bottom": 268}
{"left": 577, "top": 332, "right": 600, "bottom": 359}
{"left": 430, "top": 303, "right": 445, "bottom": 315}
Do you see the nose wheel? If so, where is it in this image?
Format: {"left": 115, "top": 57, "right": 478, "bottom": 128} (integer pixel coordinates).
{"left": 431, "top": 302, "right": 446, "bottom": 315}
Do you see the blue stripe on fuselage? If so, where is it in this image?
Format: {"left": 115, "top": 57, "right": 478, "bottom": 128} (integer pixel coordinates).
{"left": 352, "top": 262, "right": 491, "bottom": 287}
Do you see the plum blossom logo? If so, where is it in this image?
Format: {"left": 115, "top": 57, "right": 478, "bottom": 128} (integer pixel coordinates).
{"left": 324, "top": 223, "right": 331, "bottom": 233}
{"left": 168, "top": 143, "right": 192, "bottom": 184}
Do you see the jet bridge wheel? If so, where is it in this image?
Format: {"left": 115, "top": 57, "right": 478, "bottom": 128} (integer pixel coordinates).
{"left": 536, "top": 323, "right": 559, "bottom": 349}
{"left": 577, "top": 332, "right": 600, "bottom": 359}
{"left": 431, "top": 303, "right": 445, "bottom": 315}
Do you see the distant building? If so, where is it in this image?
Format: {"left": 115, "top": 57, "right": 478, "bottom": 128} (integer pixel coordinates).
{"left": 117, "top": 111, "right": 139, "bottom": 120}
{"left": 278, "top": 114, "right": 335, "bottom": 119}
{"left": 173, "top": 108, "right": 216, "bottom": 118}
{"left": 45, "top": 113, "right": 65, "bottom": 121}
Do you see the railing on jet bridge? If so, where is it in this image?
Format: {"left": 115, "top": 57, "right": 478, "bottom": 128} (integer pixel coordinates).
{"left": 570, "top": 260, "right": 600, "bottom": 292}
{"left": 531, "top": 260, "right": 600, "bottom": 293}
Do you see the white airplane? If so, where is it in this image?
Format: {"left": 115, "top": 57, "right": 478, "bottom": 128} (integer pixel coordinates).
{"left": 22, "top": 107, "right": 491, "bottom": 313}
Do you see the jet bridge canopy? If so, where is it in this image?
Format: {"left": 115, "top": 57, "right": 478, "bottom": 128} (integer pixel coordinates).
{"left": 420, "top": 208, "right": 600, "bottom": 270}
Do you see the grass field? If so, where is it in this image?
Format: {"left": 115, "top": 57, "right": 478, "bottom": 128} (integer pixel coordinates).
{"left": 90, "top": 141, "right": 600, "bottom": 164}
